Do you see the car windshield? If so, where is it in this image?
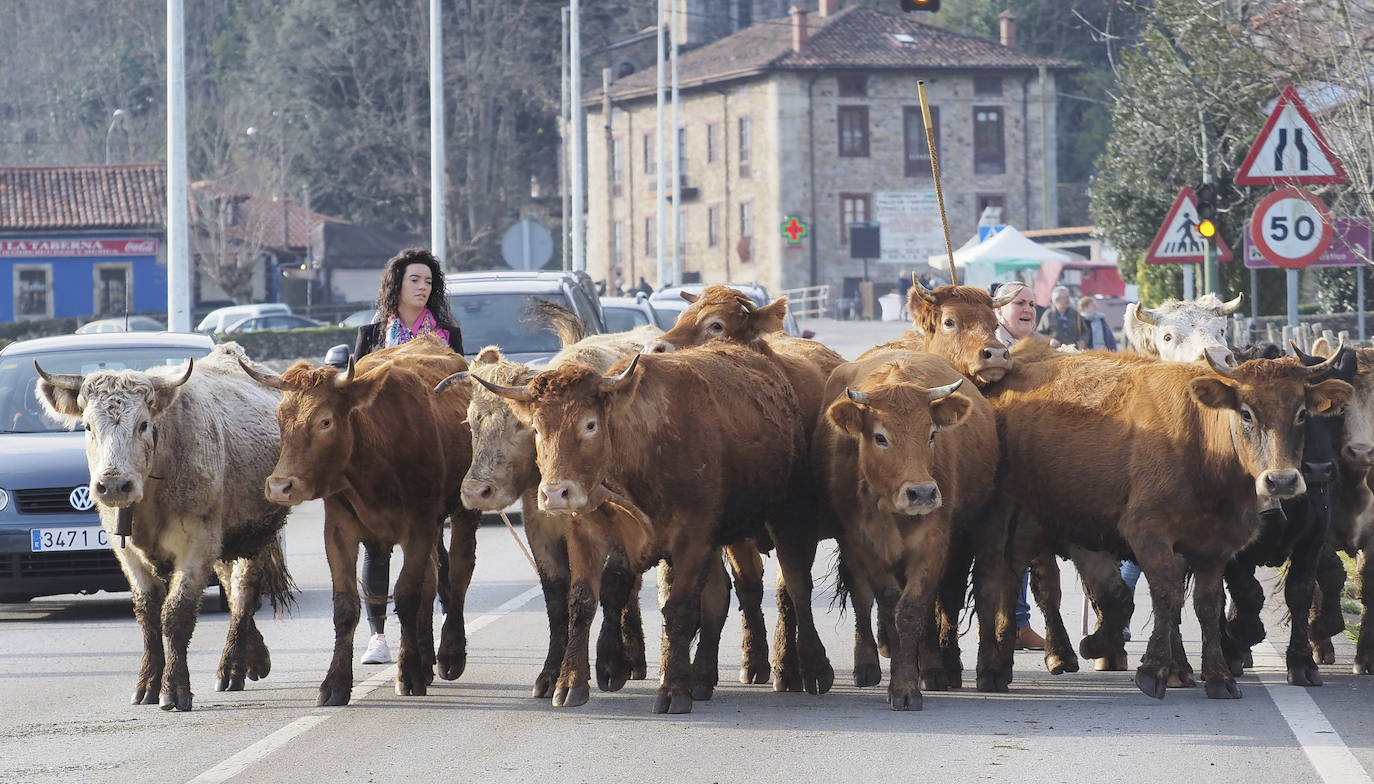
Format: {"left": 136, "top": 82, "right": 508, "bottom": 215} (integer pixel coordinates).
{"left": 0, "top": 346, "right": 207, "bottom": 434}
{"left": 603, "top": 307, "right": 650, "bottom": 332}
{"left": 449, "top": 293, "right": 565, "bottom": 356}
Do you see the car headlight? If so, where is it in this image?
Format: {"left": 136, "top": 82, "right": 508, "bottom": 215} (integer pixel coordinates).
{"left": 0, "top": 488, "right": 9, "bottom": 513}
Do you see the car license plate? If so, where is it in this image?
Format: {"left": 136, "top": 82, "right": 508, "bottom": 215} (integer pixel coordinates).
{"left": 30, "top": 526, "right": 109, "bottom": 552}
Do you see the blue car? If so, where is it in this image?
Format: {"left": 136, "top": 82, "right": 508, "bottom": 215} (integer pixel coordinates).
{"left": 0, "top": 331, "right": 215, "bottom": 603}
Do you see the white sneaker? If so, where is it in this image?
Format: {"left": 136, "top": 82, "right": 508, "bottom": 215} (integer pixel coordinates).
{"left": 361, "top": 633, "right": 392, "bottom": 665}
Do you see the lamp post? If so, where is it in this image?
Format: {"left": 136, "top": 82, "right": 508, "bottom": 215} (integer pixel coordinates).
{"left": 104, "top": 108, "right": 126, "bottom": 165}
{"left": 246, "top": 120, "right": 291, "bottom": 303}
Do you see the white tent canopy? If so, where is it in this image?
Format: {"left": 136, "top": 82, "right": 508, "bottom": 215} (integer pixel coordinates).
{"left": 927, "top": 225, "right": 1072, "bottom": 291}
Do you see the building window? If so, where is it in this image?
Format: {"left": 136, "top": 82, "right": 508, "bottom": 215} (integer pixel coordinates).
{"left": 739, "top": 201, "right": 753, "bottom": 241}
{"left": 839, "top": 193, "right": 872, "bottom": 243}
{"left": 643, "top": 133, "right": 655, "bottom": 175}
{"left": 611, "top": 137, "right": 625, "bottom": 198}
{"left": 707, "top": 205, "right": 720, "bottom": 247}
{"left": 738, "top": 117, "right": 752, "bottom": 178}
{"left": 976, "top": 193, "right": 1006, "bottom": 225}
{"left": 644, "top": 216, "right": 655, "bottom": 256}
{"left": 837, "top": 75, "right": 867, "bottom": 97}
{"left": 838, "top": 106, "right": 869, "bottom": 157}
{"left": 706, "top": 123, "right": 718, "bottom": 163}
{"left": 974, "top": 106, "right": 1005, "bottom": 174}
{"left": 94, "top": 263, "right": 131, "bottom": 317}
{"left": 974, "top": 76, "right": 1003, "bottom": 96}
{"left": 613, "top": 221, "right": 626, "bottom": 268}
{"left": 903, "top": 105, "right": 939, "bottom": 178}
{"left": 15, "top": 265, "right": 52, "bottom": 320}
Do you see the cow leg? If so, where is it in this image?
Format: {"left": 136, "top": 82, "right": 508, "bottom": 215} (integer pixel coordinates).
{"left": 119, "top": 548, "right": 166, "bottom": 706}
{"left": 393, "top": 523, "right": 439, "bottom": 696}
{"left": 320, "top": 508, "right": 362, "bottom": 706}
{"left": 771, "top": 566, "right": 802, "bottom": 693}
{"left": 1223, "top": 558, "right": 1266, "bottom": 675}
{"left": 160, "top": 539, "right": 214, "bottom": 712}
{"left": 621, "top": 572, "right": 648, "bottom": 680}
{"left": 1029, "top": 553, "right": 1078, "bottom": 676}
{"left": 930, "top": 544, "right": 972, "bottom": 691}
{"left": 555, "top": 516, "right": 610, "bottom": 708}
{"left": 417, "top": 537, "right": 438, "bottom": 685}
{"left": 595, "top": 547, "right": 637, "bottom": 692}
{"left": 1192, "top": 562, "right": 1241, "bottom": 699}
{"left": 1131, "top": 531, "right": 1187, "bottom": 700}
{"left": 724, "top": 541, "right": 770, "bottom": 685}
{"left": 892, "top": 525, "right": 949, "bottom": 711}
{"left": 1071, "top": 547, "right": 1130, "bottom": 671}
{"left": 1284, "top": 518, "right": 1329, "bottom": 687}
{"left": 523, "top": 501, "right": 571, "bottom": 698}
{"left": 656, "top": 540, "right": 712, "bottom": 714}
{"left": 690, "top": 550, "right": 730, "bottom": 701}
{"left": 1356, "top": 547, "right": 1374, "bottom": 674}
{"left": 214, "top": 557, "right": 270, "bottom": 692}
{"left": 970, "top": 499, "right": 1017, "bottom": 693}
{"left": 1309, "top": 544, "right": 1346, "bottom": 665}
{"left": 769, "top": 528, "right": 835, "bottom": 696}
{"left": 438, "top": 508, "right": 480, "bottom": 681}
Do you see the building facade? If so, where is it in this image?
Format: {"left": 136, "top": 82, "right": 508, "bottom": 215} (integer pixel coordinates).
{"left": 584, "top": 5, "right": 1071, "bottom": 302}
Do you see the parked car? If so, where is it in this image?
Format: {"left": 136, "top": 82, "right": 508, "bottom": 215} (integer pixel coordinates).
{"left": 339, "top": 308, "right": 379, "bottom": 328}
{"left": 195, "top": 303, "right": 293, "bottom": 334}
{"left": 600, "top": 292, "right": 672, "bottom": 331}
{"left": 75, "top": 316, "right": 166, "bottom": 334}
{"left": 444, "top": 270, "right": 607, "bottom": 367}
{"left": 649, "top": 282, "right": 811, "bottom": 338}
{"left": 220, "top": 313, "right": 325, "bottom": 333}
{"left": 0, "top": 331, "right": 216, "bottom": 603}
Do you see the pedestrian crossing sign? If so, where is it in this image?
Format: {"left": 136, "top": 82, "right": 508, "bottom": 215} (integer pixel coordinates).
{"left": 1236, "top": 85, "right": 1348, "bottom": 186}
{"left": 1145, "top": 186, "right": 1235, "bottom": 265}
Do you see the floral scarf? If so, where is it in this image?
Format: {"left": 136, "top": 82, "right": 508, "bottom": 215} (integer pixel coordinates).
{"left": 383, "top": 308, "right": 450, "bottom": 348}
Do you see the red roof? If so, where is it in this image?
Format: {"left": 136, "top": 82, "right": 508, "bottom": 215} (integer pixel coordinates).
{"left": 0, "top": 164, "right": 166, "bottom": 230}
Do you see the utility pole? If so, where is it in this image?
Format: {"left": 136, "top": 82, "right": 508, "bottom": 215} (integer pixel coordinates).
{"left": 655, "top": 2, "right": 667, "bottom": 287}
{"left": 571, "top": 0, "right": 584, "bottom": 272}
{"left": 1201, "top": 112, "right": 1219, "bottom": 296}
{"left": 166, "top": 0, "right": 191, "bottom": 331}
{"left": 560, "top": 7, "right": 570, "bottom": 271}
{"left": 430, "top": 0, "right": 447, "bottom": 262}
{"left": 670, "top": 3, "right": 681, "bottom": 286}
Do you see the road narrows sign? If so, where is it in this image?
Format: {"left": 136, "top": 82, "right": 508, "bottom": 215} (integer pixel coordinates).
{"left": 1248, "top": 187, "right": 1333, "bottom": 269}
{"left": 1236, "top": 85, "right": 1349, "bottom": 186}
{"left": 1145, "top": 186, "right": 1235, "bottom": 265}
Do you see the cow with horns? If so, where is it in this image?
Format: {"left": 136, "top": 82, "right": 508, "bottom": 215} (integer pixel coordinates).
{"left": 862, "top": 274, "right": 1017, "bottom": 385}
{"left": 35, "top": 343, "right": 295, "bottom": 712}
{"left": 1123, "top": 292, "right": 1245, "bottom": 362}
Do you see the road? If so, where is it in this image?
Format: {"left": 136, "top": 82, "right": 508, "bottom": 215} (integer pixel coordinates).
{"left": 0, "top": 317, "right": 1370, "bottom": 783}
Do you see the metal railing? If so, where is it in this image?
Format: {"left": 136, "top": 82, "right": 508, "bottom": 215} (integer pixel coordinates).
{"left": 779, "top": 284, "right": 830, "bottom": 319}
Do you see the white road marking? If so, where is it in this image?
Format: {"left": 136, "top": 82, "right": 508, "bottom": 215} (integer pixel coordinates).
{"left": 186, "top": 585, "right": 543, "bottom": 784}
{"left": 1251, "top": 641, "right": 1372, "bottom": 784}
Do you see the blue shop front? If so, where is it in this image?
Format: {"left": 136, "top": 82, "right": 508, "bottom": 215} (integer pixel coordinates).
{"left": 0, "top": 235, "right": 166, "bottom": 322}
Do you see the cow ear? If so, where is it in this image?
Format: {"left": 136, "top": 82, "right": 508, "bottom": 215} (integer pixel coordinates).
{"left": 345, "top": 365, "right": 393, "bottom": 411}
{"left": 1311, "top": 337, "right": 1333, "bottom": 358}
{"left": 930, "top": 393, "right": 972, "bottom": 428}
{"left": 474, "top": 346, "right": 504, "bottom": 365}
{"left": 1189, "top": 376, "right": 1239, "bottom": 410}
{"left": 827, "top": 398, "right": 865, "bottom": 435}
{"left": 752, "top": 298, "right": 788, "bottom": 334}
{"left": 1307, "top": 378, "right": 1353, "bottom": 417}
{"left": 35, "top": 381, "right": 83, "bottom": 425}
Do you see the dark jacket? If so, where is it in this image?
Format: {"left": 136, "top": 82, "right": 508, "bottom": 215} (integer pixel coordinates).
{"left": 1035, "top": 306, "right": 1082, "bottom": 346}
{"left": 354, "top": 320, "right": 464, "bottom": 361}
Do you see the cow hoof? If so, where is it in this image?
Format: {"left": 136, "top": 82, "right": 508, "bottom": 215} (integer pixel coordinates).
{"left": 395, "top": 678, "right": 427, "bottom": 697}
{"left": 533, "top": 670, "right": 558, "bottom": 698}
{"left": 653, "top": 694, "right": 692, "bottom": 714}
{"left": 1354, "top": 660, "right": 1371, "bottom": 676}
{"left": 853, "top": 661, "right": 882, "bottom": 688}
{"left": 805, "top": 664, "right": 835, "bottom": 695}
{"left": 215, "top": 674, "right": 246, "bottom": 692}
{"left": 553, "top": 684, "right": 589, "bottom": 708}
{"left": 888, "top": 689, "right": 923, "bottom": 711}
{"left": 160, "top": 691, "right": 192, "bottom": 712}
{"left": 437, "top": 652, "right": 467, "bottom": 682}
{"left": 975, "top": 673, "right": 1011, "bottom": 693}
{"left": 1313, "top": 640, "right": 1336, "bottom": 666}
{"left": 740, "top": 662, "right": 770, "bottom": 685}
{"left": 691, "top": 684, "right": 714, "bottom": 701}
{"left": 598, "top": 669, "right": 629, "bottom": 693}
{"left": 1226, "top": 656, "right": 1245, "bottom": 677}
{"left": 1046, "top": 653, "right": 1080, "bottom": 675}
{"left": 317, "top": 685, "right": 351, "bottom": 707}
{"left": 1095, "top": 654, "right": 1128, "bottom": 672}
{"left": 1243, "top": 651, "right": 1253, "bottom": 668}
{"left": 772, "top": 671, "right": 803, "bottom": 693}
{"left": 132, "top": 687, "right": 158, "bottom": 705}
{"left": 630, "top": 665, "right": 648, "bottom": 680}
{"left": 1287, "top": 665, "right": 1322, "bottom": 687}
{"left": 1078, "top": 633, "right": 1113, "bottom": 660}
{"left": 1204, "top": 679, "right": 1242, "bottom": 699}
{"left": 1134, "top": 667, "right": 1167, "bottom": 700}
{"left": 920, "top": 669, "right": 949, "bottom": 691}
{"left": 1166, "top": 669, "right": 1196, "bottom": 688}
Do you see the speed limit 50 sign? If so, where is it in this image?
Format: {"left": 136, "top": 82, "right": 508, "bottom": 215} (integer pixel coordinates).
{"left": 1248, "top": 187, "right": 1333, "bottom": 269}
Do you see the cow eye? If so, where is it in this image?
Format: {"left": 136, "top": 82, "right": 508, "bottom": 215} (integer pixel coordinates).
{"left": 83, "top": 421, "right": 92, "bottom": 432}
{"left": 706, "top": 321, "right": 723, "bottom": 333}
{"left": 1163, "top": 333, "right": 1173, "bottom": 342}
{"left": 138, "top": 421, "right": 149, "bottom": 433}
{"left": 928, "top": 426, "right": 938, "bottom": 447}
{"left": 873, "top": 432, "right": 889, "bottom": 447}
{"left": 943, "top": 318, "right": 955, "bottom": 329}
{"left": 1296, "top": 409, "right": 1308, "bottom": 425}
{"left": 585, "top": 419, "right": 597, "bottom": 433}
{"left": 319, "top": 418, "right": 332, "bottom": 431}
{"left": 1239, "top": 408, "right": 1254, "bottom": 424}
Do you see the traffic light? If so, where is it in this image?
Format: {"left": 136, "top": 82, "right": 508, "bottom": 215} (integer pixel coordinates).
{"left": 1195, "top": 182, "right": 1217, "bottom": 239}
{"left": 901, "top": 0, "right": 940, "bottom": 12}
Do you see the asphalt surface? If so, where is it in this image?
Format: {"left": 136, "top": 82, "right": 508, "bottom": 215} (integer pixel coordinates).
{"left": 0, "top": 317, "right": 1370, "bottom": 783}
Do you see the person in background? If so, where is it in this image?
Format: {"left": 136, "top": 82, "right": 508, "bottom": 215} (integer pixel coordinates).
{"left": 1078, "top": 296, "right": 1117, "bottom": 351}
{"left": 637, "top": 276, "right": 653, "bottom": 296}
{"left": 1036, "top": 285, "right": 1084, "bottom": 349}
{"left": 353, "top": 247, "right": 464, "bottom": 665}
{"left": 992, "top": 280, "right": 1047, "bottom": 652}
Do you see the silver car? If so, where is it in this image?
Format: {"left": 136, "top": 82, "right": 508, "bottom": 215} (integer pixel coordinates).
{"left": 0, "top": 331, "right": 215, "bottom": 603}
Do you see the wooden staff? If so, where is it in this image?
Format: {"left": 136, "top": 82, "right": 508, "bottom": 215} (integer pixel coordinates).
{"left": 918, "top": 80, "right": 957, "bottom": 285}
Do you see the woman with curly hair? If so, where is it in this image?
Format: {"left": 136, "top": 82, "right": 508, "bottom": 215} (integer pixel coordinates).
{"left": 352, "top": 247, "right": 463, "bottom": 666}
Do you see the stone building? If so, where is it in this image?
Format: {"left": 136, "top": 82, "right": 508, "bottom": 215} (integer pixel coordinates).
{"left": 583, "top": 3, "right": 1072, "bottom": 304}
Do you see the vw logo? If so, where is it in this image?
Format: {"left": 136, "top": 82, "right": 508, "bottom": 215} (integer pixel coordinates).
{"left": 69, "top": 486, "right": 96, "bottom": 511}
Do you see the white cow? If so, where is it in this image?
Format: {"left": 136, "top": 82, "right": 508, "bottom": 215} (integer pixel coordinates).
{"left": 1123, "top": 293, "right": 1243, "bottom": 362}
{"left": 36, "top": 343, "right": 293, "bottom": 711}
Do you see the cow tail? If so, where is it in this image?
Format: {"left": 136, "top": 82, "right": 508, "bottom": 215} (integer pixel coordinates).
{"left": 260, "top": 535, "right": 299, "bottom": 619}
{"left": 831, "top": 548, "right": 853, "bottom": 617}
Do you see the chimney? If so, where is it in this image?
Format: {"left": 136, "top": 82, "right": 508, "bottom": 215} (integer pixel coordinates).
{"left": 819, "top": 0, "right": 839, "bottom": 18}
{"left": 791, "top": 6, "right": 808, "bottom": 52}
{"left": 998, "top": 10, "right": 1017, "bottom": 48}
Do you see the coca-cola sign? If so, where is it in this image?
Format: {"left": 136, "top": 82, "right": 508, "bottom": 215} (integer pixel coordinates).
{"left": 0, "top": 238, "right": 160, "bottom": 258}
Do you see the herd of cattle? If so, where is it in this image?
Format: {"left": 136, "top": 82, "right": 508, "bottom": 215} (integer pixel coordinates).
{"left": 28, "top": 281, "right": 1373, "bottom": 714}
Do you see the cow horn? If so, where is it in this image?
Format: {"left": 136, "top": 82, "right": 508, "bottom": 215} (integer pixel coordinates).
{"left": 470, "top": 373, "right": 534, "bottom": 403}
{"left": 736, "top": 296, "right": 756, "bottom": 312}
{"left": 434, "top": 371, "right": 470, "bottom": 393}
{"left": 1204, "top": 346, "right": 1237, "bottom": 377}
{"left": 237, "top": 357, "right": 289, "bottom": 390}
{"left": 845, "top": 387, "right": 870, "bottom": 405}
{"left": 680, "top": 291, "right": 698, "bottom": 303}
{"left": 334, "top": 357, "right": 356, "bottom": 387}
{"left": 990, "top": 286, "right": 1021, "bottom": 309}
{"left": 33, "top": 361, "right": 83, "bottom": 391}
{"left": 600, "top": 354, "right": 641, "bottom": 393}
{"left": 1302, "top": 339, "right": 1345, "bottom": 376}
{"left": 150, "top": 359, "right": 194, "bottom": 390}
{"left": 1131, "top": 303, "right": 1158, "bottom": 327}
{"left": 910, "top": 272, "right": 937, "bottom": 305}
{"left": 1290, "top": 341, "right": 1315, "bottom": 363}
{"left": 927, "top": 377, "right": 964, "bottom": 401}
{"left": 1217, "top": 293, "right": 1245, "bottom": 315}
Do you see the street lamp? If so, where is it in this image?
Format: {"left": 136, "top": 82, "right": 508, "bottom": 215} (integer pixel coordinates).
{"left": 104, "top": 109, "right": 126, "bottom": 165}
{"left": 247, "top": 120, "right": 292, "bottom": 304}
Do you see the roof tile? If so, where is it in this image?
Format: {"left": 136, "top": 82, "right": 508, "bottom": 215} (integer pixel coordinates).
{"left": 0, "top": 164, "right": 166, "bottom": 230}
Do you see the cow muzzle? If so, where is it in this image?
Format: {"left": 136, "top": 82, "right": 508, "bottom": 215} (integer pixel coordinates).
{"left": 265, "top": 475, "right": 310, "bottom": 506}
{"left": 1256, "top": 468, "right": 1305, "bottom": 501}
{"left": 896, "top": 482, "right": 942, "bottom": 515}
{"left": 538, "top": 480, "right": 588, "bottom": 513}
{"left": 461, "top": 475, "right": 513, "bottom": 511}
{"left": 643, "top": 340, "right": 676, "bottom": 355}
{"left": 1342, "top": 442, "right": 1374, "bottom": 469}
{"left": 972, "top": 346, "right": 1012, "bottom": 384}
{"left": 93, "top": 472, "right": 141, "bottom": 507}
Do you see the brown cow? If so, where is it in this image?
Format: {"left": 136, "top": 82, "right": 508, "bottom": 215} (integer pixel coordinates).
{"left": 985, "top": 342, "right": 1352, "bottom": 698}
{"left": 477, "top": 342, "right": 834, "bottom": 713}
{"left": 861, "top": 276, "right": 1016, "bottom": 386}
{"left": 240, "top": 335, "right": 481, "bottom": 705}
{"left": 813, "top": 350, "right": 1002, "bottom": 709}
